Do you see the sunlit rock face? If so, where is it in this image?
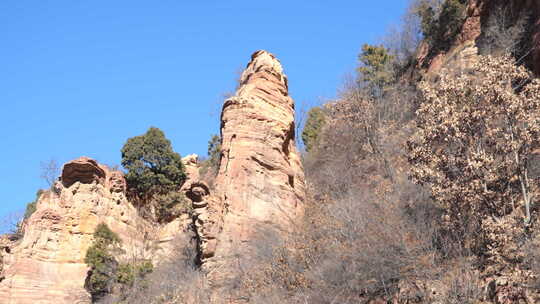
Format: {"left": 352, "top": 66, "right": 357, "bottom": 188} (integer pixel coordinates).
{"left": 193, "top": 50, "right": 305, "bottom": 295}
{"left": 0, "top": 157, "right": 141, "bottom": 303}
{"left": 0, "top": 157, "right": 193, "bottom": 304}
{"left": 0, "top": 50, "right": 307, "bottom": 303}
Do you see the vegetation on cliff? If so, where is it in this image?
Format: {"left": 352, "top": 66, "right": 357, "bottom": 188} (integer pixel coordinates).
{"left": 301, "top": 107, "right": 326, "bottom": 152}
{"left": 409, "top": 55, "right": 540, "bottom": 226}
{"left": 121, "top": 127, "right": 186, "bottom": 197}
{"left": 121, "top": 127, "right": 189, "bottom": 221}
{"left": 85, "top": 223, "right": 153, "bottom": 302}
{"left": 356, "top": 44, "right": 395, "bottom": 97}
{"left": 199, "top": 134, "right": 221, "bottom": 185}
{"left": 6, "top": 1, "right": 540, "bottom": 303}
{"left": 417, "top": 0, "right": 467, "bottom": 52}
{"left": 84, "top": 223, "right": 123, "bottom": 301}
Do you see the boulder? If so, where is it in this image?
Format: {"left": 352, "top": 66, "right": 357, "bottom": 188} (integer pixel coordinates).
{"left": 61, "top": 157, "right": 106, "bottom": 188}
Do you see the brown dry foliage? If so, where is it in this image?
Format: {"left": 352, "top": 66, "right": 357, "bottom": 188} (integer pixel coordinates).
{"left": 408, "top": 55, "right": 540, "bottom": 228}
{"left": 236, "top": 77, "right": 479, "bottom": 303}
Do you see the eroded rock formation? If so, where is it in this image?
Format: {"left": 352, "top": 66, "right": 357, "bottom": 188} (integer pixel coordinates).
{"left": 61, "top": 157, "right": 106, "bottom": 187}
{"left": 0, "top": 158, "right": 145, "bottom": 303}
{"left": 0, "top": 157, "right": 193, "bottom": 304}
{"left": 194, "top": 50, "right": 306, "bottom": 291}
{"left": 0, "top": 50, "right": 305, "bottom": 303}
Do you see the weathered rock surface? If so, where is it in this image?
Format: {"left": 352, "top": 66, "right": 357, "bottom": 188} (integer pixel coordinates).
{"left": 0, "top": 157, "right": 192, "bottom": 304}
{"left": 182, "top": 154, "right": 200, "bottom": 183}
{"left": 61, "top": 157, "right": 106, "bottom": 187}
{"left": 0, "top": 157, "right": 144, "bottom": 303}
{"left": 417, "top": 0, "right": 540, "bottom": 76}
{"left": 195, "top": 50, "right": 306, "bottom": 291}
{"left": 0, "top": 51, "right": 306, "bottom": 303}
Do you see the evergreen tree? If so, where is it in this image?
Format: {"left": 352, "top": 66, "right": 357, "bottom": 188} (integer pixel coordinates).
{"left": 84, "top": 223, "right": 121, "bottom": 301}
{"left": 207, "top": 134, "right": 221, "bottom": 169}
{"left": 302, "top": 107, "right": 326, "bottom": 152}
{"left": 357, "top": 44, "right": 395, "bottom": 97}
{"left": 121, "top": 127, "right": 186, "bottom": 197}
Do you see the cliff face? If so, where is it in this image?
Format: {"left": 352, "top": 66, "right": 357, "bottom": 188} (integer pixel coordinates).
{"left": 194, "top": 50, "right": 305, "bottom": 289}
{"left": 0, "top": 51, "right": 305, "bottom": 303}
{"left": 0, "top": 158, "right": 139, "bottom": 303}
{"left": 418, "top": 0, "right": 540, "bottom": 76}
{"left": 0, "top": 157, "right": 191, "bottom": 304}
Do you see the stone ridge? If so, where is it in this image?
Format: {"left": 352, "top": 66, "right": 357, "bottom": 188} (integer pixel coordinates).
{"left": 197, "top": 50, "right": 306, "bottom": 296}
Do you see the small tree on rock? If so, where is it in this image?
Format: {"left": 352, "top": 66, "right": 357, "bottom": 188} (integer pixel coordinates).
{"left": 416, "top": 0, "right": 467, "bottom": 52}
{"left": 84, "top": 223, "right": 122, "bottom": 301}
{"left": 40, "top": 158, "right": 60, "bottom": 188}
{"left": 302, "top": 107, "right": 326, "bottom": 152}
{"left": 207, "top": 134, "right": 221, "bottom": 170}
{"left": 121, "top": 127, "right": 186, "bottom": 198}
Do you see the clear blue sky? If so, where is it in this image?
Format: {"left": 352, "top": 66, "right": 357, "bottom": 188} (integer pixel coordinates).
{"left": 0, "top": 1, "right": 409, "bottom": 221}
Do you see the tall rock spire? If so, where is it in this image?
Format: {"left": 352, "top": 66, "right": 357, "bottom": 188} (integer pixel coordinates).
{"left": 195, "top": 50, "right": 306, "bottom": 293}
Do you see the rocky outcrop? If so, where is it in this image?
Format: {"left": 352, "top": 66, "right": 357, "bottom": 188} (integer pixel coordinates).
{"left": 0, "top": 157, "right": 144, "bottom": 303}
{"left": 61, "top": 157, "right": 106, "bottom": 187}
{"left": 0, "top": 51, "right": 306, "bottom": 303}
{"left": 417, "top": 0, "right": 540, "bottom": 76}
{"left": 182, "top": 154, "right": 200, "bottom": 183}
{"left": 195, "top": 50, "right": 305, "bottom": 291}
{"left": 0, "top": 157, "right": 193, "bottom": 304}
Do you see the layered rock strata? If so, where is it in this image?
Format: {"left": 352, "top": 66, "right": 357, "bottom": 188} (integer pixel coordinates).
{"left": 0, "top": 156, "right": 193, "bottom": 303}
{"left": 0, "top": 157, "right": 150, "bottom": 303}
{"left": 0, "top": 50, "right": 306, "bottom": 303}
{"left": 194, "top": 50, "right": 306, "bottom": 290}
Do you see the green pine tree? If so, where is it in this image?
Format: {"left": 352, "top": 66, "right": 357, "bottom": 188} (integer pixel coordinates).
{"left": 302, "top": 107, "right": 326, "bottom": 152}
{"left": 121, "top": 127, "right": 187, "bottom": 197}
{"left": 357, "top": 44, "right": 395, "bottom": 97}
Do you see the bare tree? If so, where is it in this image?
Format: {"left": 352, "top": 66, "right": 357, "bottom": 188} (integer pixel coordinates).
{"left": 382, "top": 0, "right": 427, "bottom": 68}
{"left": 0, "top": 210, "right": 24, "bottom": 239}
{"left": 478, "top": 5, "right": 530, "bottom": 58}
{"left": 40, "top": 158, "right": 60, "bottom": 187}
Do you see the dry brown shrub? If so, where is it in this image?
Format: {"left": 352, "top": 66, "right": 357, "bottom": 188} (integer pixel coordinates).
{"left": 409, "top": 55, "right": 540, "bottom": 227}
{"left": 439, "top": 259, "right": 483, "bottom": 304}
{"left": 240, "top": 80, "right": 459, "bottom": 302}
{"left": 98, "top": 231, "right": 210, "bottom": 304}
{"left": 240, "top": 175, "right": 453, "bottom": 303}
